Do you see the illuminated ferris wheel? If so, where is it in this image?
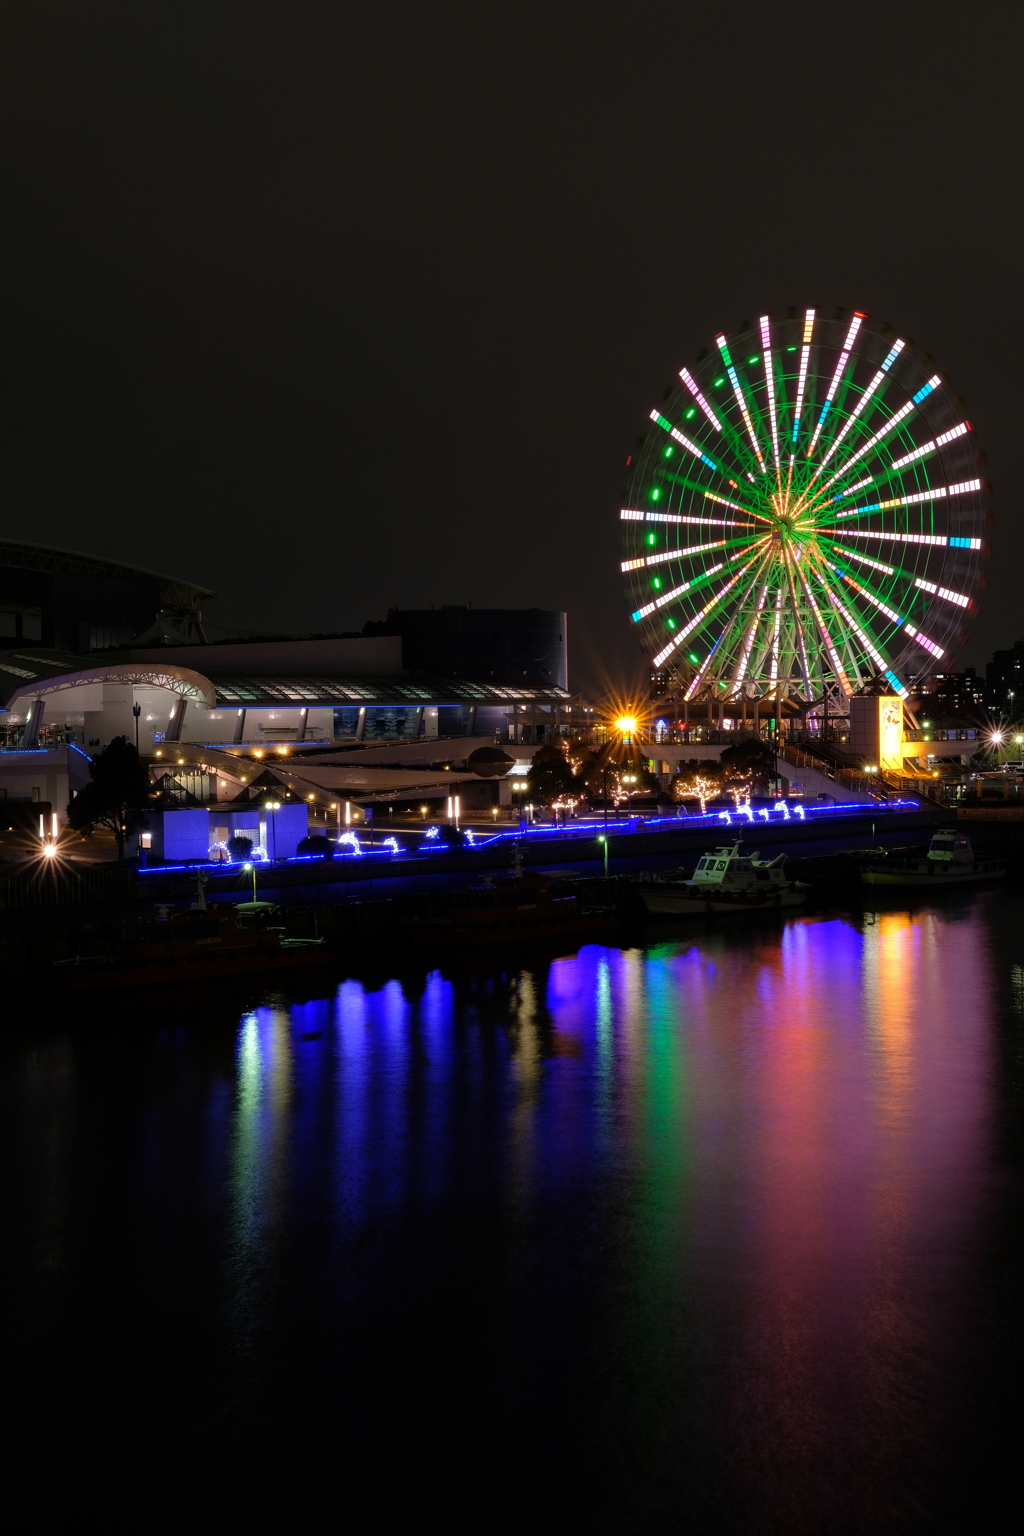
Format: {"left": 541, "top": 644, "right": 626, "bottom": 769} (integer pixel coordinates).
{"left": 619, "top": 308, "right": 988, "bottom": 710}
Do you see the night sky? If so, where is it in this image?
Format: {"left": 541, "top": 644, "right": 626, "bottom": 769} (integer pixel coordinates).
{"left": 1, "top": 4, "right": 1021, "bottom": 693}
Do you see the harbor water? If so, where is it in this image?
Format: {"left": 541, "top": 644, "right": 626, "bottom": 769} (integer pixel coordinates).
{"left": 5, "top": 888, "right": 1022, "bottom": 1530}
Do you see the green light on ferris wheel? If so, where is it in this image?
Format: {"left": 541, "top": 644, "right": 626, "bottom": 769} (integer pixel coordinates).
{"left": 688, "top": 654, "right": 699, "bottom": 663}
{"left": 650, "top": 488, "right": 660, "bottom": 501}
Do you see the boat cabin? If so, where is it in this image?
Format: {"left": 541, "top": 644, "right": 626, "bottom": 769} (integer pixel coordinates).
{"left": 691, "top": 844, "right": 788, "bottom": 890}
{"left": 927, "top": 830, "right": 975, "bottom": 865}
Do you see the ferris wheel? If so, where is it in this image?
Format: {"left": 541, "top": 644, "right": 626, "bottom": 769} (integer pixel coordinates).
{"left": 619, "top": 308, "right": 988, "bottom": 710}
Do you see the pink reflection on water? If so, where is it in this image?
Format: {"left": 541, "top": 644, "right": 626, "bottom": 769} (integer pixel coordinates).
{"left": 547, "top": 908, "right": 995, "bottom": 1525}
{"left": 702, "top": 912, "right": 990, "bottom": 1520}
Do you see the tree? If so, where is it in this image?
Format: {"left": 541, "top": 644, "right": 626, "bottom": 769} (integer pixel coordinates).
{"left": 526, "top": 743, "right": 580, "bottom": 807}
{"left": 671, "top": 760, "right": 724, "bottom": 813}
{"left": 228, "top": 834, "right": 254, "bottom": 861}
{"left": 576, "top": 743, "right": 661, "bottom": 806}
{"left": 719, "top": 738, "right": 776, "bottom": 783}
{"left": 719, "top": 739, "right": 776, "bottom": 799}
{"left": 296, "top": 834, "right": 333, "bottom": 859}
{"left": 66, "top": 735, "right": 150, "bottom": 861}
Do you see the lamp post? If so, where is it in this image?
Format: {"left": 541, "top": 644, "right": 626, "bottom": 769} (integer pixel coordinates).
{"left": 132, "top": 702, "right": 141, "bottom": 753}
{"left": 264, "top": 800, "right": 280, "bottom": 860}
{"left": 243, "top": 861, "right": 257, "bottom": 901}
{"left": 597, "top": 834, "right": 608, "bottom": 878}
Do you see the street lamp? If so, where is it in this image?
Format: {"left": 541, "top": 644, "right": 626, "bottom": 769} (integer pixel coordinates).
{"left": 263, "top": 800, "right": 281, "bottom": 861}
{"left": 597, "top": 834, "right": 608, "bottom": 878}
{"left": 242, "top": 861, "right": 257, "bottom": 901}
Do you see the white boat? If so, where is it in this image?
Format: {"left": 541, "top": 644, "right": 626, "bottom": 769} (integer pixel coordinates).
{"left": 861, "top": 827, "right": 1006, "bottom": 886}
{"left": 639, "top": 842, "right": 809, "bottom": 916}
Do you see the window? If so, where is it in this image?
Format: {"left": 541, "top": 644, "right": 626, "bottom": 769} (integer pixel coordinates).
{"left": 31, "top": 787, "right": 40, "bottom": 803}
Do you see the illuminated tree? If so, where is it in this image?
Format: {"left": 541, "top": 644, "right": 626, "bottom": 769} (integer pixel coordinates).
{"left": 527, "top": 744, "right": 581, "bottom": 808}
{"left": 671, "top": 762, "right": 723, "bottom": 814}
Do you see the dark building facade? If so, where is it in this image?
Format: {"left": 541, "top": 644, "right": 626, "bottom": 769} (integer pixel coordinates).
{"left": 0, "top": 539, "right": 210, "bottom": 652}
{"left": 911, "top": 667, "right": 988, "bottom": 719}
{"left": 986, "top": 639, "right": 1024, "bottom": 711}
{"left": 375, "top": 607, "right": 567, "bottom": 689}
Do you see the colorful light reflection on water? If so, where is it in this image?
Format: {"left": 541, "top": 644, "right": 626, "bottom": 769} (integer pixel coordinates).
{"left": 6, "top": 896, "right": 1023, "bottom": 1529}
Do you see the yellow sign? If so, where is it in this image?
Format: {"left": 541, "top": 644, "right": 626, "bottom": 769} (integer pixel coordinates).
{"left": 879, "top": 697, "right": 904, "bottom": 770}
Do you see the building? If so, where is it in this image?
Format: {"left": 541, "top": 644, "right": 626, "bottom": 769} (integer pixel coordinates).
{"left": 0, "top": 544, "right": 576, "bottom": 822}
{"left": 368, "top": 607, "right": 567, "bottom": 690}
{"left": 909, "top": 667, "right": 988, "bottom": 720}
{"left": 1, "top": 537, "right": 210, "bottom": 650}
{"left": 985, "top": 639, "right": 1024, "bottom": 713}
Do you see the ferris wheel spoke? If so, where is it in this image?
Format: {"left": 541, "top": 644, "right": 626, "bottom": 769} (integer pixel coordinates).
{"left": 790, "top": 308, "right": 815, "bottom": 451}
{"left": 621, "top": 535, "right": 742, "bottom": 573}
{"left": 652, "top": 555, "right": 763, "bottom": 670}
{"left": 833, "top": 528, "right": 982, "bottom": 551}
{"left": 832, "top": 477, "right": 982, "bottom": 522}
{"left": 822, "top": 558, "right": 948, "bottom": 661}
{"left": 679, "top": 368, "right": 724, "bottom": 433}
{"left": 890, "top": 421, "right": 970, "bottom": 472}
{"left": 620, "top": 508, "right": 753, "bottom": 528}
{"left": 759, "top": 317, "right": 783, "bottom": 473}
{"left": 781, "top": 551, "right": 815, "bottom": 698}
{"left": 767, "top": 587, "right": 784, "bottom": 693}
{"left": 648, "top": 411, "right": 719, "bottom": 470}
{"left": 815, "top": 375, "right": 941, "bottom": 492}
{"left": 811, "top": 558, "right": 882, "bottom": 686}
{"left": 728, "top": 574, "right": 773, "bottom": 695}
{"left": 703, "top": 491, "right": 773, "bottom": 525}
{"left": 791, "top": 561, "right": 853, "bottom": 695}
{"left": 709, "top": 554, "right": 775, "bottom": 693}
{"left": 911, "top": 576, "right": 972, "bottom": 610}
{"left": 806, "top": 313, "right": 865, "bottom": 457}
{"left": 815, "top": 339, "right": 906, "bottom": 474}
{"left": 818, "top": 576, "right": 903, "bottom": 692}
{"left": 716, "top": 334, "right": 767, "bottom": 474}
{"left": 632, "top": 539, "right": 767, "bottom": 623}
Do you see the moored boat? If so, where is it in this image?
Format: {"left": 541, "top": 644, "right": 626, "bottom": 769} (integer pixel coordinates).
{"left": 861, "top": 827, "right": 1006, "bottom": 886}
{"left": 639, "top": 842, "right": 809, "bottom": 916}
{"left": 55, "top": 902, "right": 328, "bottom": 989}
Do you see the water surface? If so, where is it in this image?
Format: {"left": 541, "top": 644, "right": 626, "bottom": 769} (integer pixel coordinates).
{"left": 5, "top": 892, "right": 1022, "bottom": 1529}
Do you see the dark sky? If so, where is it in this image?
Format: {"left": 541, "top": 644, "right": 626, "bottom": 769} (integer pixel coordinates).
{"left": 1, "top": 3, "right": 1021, "bottom": 693}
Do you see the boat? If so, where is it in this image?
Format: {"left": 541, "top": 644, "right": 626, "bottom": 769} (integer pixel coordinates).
{"left": 55, "top": 901, "right": 328, "bottom": 989}
{"left": 860, "top": 827, "right": 1006, "bottom": 886}
{"left": 404, "top": 870, "right": 619, "bottom": 948}
{"left": 638, "top": 842, "right": 810, "bottom": 916}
